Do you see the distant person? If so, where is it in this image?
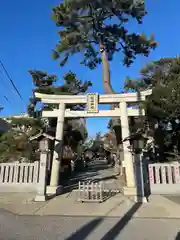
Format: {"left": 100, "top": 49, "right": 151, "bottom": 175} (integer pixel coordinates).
{"left": 111, "top": 153, "right": 116, "bottom": 167}
{"left": 120, "top": 160, "right": 125, "bottom": 176}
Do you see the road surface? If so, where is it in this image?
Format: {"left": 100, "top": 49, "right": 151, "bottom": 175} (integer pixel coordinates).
{"left": 0, "top": 208, "right": 180, "bottom": 240}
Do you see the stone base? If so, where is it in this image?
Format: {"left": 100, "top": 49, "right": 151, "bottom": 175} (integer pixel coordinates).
{"left": 123, "top": 186, "right": 137, "bottom": 196}
{"left": 46, "top": 185, "right": 63, "bottom": 195}
{"left": 34, "top": 195, "right": 46, "bottom": 202}
{"left": 134, "top": 196, "right": 148, "bottom": 203}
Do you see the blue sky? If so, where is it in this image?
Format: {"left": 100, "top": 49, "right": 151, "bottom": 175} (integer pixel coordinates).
{"left": 0, "top": 1, "right": 180, "bottom": 136}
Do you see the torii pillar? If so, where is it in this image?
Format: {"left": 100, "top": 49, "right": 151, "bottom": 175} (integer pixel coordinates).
{"left": 48, "top": 103, "right": 65, "bottom": 194}
{"left": 120, "top": 101, "right": 136, "bottom": 195}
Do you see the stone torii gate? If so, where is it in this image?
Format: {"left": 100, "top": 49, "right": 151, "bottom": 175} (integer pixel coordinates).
{"left": 35, "top": 89, "right": 152, "bottom": 196}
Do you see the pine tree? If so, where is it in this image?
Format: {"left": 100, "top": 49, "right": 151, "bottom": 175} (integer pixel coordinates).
{"left": 51, "top": 0, "right": 156, "bottom": 155}
{"left": 28, "top": 70, "right": 92, "bottom": 116}
{"left": 124, "top": 57, "right": 180, "bottom": 160}
{"left": 124, "top": 57, "right": 180, "bottom": 120}
{"left": 0, "top": 71, "right": 91, "bottom": 162}
{"left": 52, "top": 0, "right": 156, "bottom": 71}
{"left": 28, "top": 70, "right": 91, "bottom": 150}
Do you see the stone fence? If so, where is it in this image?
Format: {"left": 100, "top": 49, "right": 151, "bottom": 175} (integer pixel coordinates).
{"left": 0, "top": 161, "right": 39, "bottom": 192}
{"left": 148, "top": 163, "right": 180, "bottom": 194}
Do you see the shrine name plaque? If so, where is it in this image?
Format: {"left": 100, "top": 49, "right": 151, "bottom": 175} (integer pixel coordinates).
{"left": 87, "top": 93, "right": 99, "bottom": 113}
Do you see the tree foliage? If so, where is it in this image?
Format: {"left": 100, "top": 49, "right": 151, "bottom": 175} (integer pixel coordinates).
{"left": 29, "top": 70, "right": 91, "bottom": 95}
{"left": 125, "top": 57, "right": 180, "bottom": 120}
{"left": 125, "top": 57, "right": 180, "bottom": 161}
{"left": 0, "top": 118, "right": 41, "bottom": 163}
{"left": 28, "top": 70, "right": 91, "bottom": 150}
{"left": 83, "top": 137, "right": 94, "bottom": 150}
{"left": 0, "top": 71, "right": 91, "bottom": 162}
{"left": 103, "top": 131, "right": 117, "bottom": 152}
{"left": 52, "top": 0, "right": 156, "bottom": 68}
{"left": 7, "top": 117, "right": 42, "bottom": 136}
{"left": 28, "top": 71, "right": 92, "bottom": 117}
{"left": 95, "top": 132, "right": 102, "bottom": 141}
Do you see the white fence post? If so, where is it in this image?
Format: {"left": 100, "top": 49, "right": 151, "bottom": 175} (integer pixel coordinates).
{"left": 168, "top": 165, "right": 173, "bottom": 184}
{"left": 34, "top": 152, "right": 48, "bottom": 201}
{"left": 8, "top": 165, "right": 13, "bottom": 183}
{"left": 13, "top": 164, "right": 19, "bottom": 183}
{"left": 33, "top": 161, "right": 39, "bottom": 184}
{"left": 175, "top": 165, "right": 180, "bottom": 183}
{"left": 0, "top": 165, "right": 5, "bottom": 183}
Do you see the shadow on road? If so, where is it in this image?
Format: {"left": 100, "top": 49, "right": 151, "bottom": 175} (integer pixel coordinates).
{"left": 175, "top": 232, "right": 180, "bottom": 240}
{"left": 100, "top": 202, "right": 142, "bottom": 240}
{"left": 65, "top": 217, "right": 103, "bottom": 240}
{"left": 65, "top": 202, "right": 142, "bottom": 240}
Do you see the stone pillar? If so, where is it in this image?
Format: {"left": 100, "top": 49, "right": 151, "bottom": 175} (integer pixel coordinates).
{"left": 49, "top": 103, "right": 65, "bottom": 194}
{"left": 119, "top": 102, "right": 136, "bottom": 195}
{"left": 34, "top": 151, "right": 48, "bottom": 202}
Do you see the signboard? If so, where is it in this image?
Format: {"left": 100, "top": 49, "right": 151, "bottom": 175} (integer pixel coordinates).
{"left": 87, "top": 93, "right": 99, "bottom": 113}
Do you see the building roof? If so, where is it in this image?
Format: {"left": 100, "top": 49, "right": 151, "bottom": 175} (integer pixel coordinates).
{"left": 29, "top": 130, "right": 55, "bottom": 141}
{"left": 2, "top": 113, "right": 28, "bottom": 119}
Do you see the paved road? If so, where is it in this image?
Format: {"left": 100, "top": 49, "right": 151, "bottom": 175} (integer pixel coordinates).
{"left": 0, "top": 209, "right": 180, "bottom": 240}
{"left": 64, "top": 159, "right": 125, "bottom": 192}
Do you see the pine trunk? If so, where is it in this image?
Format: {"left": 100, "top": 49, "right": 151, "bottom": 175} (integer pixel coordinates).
{"left": 100, "top": 45, "right": 122, "bottom": 160}
{"left": 100, "top": 44, "right": 114, "bottom": 94}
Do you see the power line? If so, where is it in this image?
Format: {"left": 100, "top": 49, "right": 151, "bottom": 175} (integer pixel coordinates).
{"left": 4, "top": 95, "right": 11, "bottom": 104}
{"left": 0, "top": 82, "right": 11, "bottom": 105}
{"left": 0, "top": 60, "right": 23, "bottom": 100}
{"left": 0, "top": 68, "right": 21, "bottom": 106}
{"left": 0, "top": 69, "right": 15, "bottom": 107}
{"left": 0, "top": 68, "right": 10, "bottom": 89}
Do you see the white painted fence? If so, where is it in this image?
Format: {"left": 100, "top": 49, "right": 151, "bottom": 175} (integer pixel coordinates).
{"left": 0, "top": 161, "right": 39, "bottom": 192}
{"left": 148, "top": 163, "right": 180, "bottom": 194}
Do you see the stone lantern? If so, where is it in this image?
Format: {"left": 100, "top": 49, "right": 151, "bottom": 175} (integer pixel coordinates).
{"left": 29, "top": 131, "right": 55, "bottom": 202}
{"left": 123, "top": 132, "right": 148, "bottom": 154}
{"left": 39, "top": 137, "right": 49, "bottom": 152}
{"left": 123, "top": 131, "right": 149, "bottom": 203}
